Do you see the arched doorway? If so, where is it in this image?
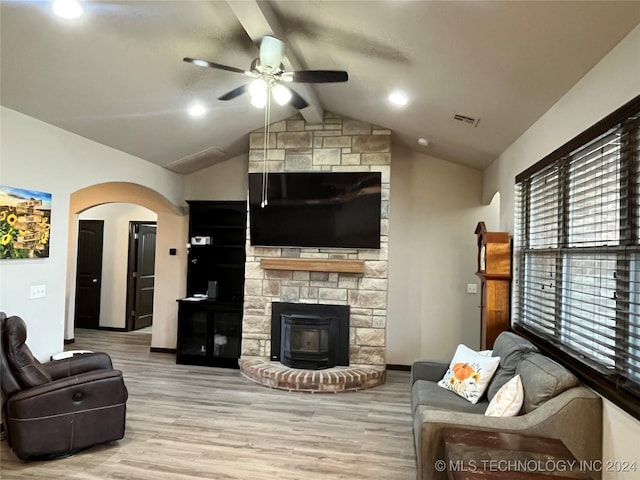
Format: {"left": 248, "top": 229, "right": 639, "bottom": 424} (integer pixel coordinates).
{"left": 66, "top": 182, "right": 187, "bottom": 349}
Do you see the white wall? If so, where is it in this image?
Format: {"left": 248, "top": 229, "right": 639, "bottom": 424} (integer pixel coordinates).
{"left": 79, "top": 203, "right": 156, "bottom": 329}
{"left": 184, "top": 153, "right": 248, "bottom": 200}
{"left": 387, "top": 146, "right": 499, "bottom": 364}
{"left": 0, "top": 106, "right": 185, "bottom": 361}
{"left": 482, "top": 25, "right": 640, "bottom": 480}
{"left": 183, "top": 147, "right": 500, "bottom": 365}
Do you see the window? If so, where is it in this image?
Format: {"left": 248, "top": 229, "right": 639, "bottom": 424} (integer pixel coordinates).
{"left": 514, "top": 96, "right": 640, "bottom": 419}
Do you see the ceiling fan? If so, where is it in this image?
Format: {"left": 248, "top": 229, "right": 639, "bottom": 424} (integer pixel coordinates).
{"left": 184, "top": 36, "right": 348, "bottom": 110}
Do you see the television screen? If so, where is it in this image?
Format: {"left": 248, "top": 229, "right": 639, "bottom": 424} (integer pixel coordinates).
{"left": 248, "top": 172, "right": 381, "bottom": 249}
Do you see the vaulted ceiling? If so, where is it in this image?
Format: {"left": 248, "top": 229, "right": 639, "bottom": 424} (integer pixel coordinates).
{"left": 1, "top": 1, "right": 638, "bottom": 173}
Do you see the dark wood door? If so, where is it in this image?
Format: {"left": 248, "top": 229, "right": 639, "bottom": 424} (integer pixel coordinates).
{"left": 74, "top": 220, "right": 104, "bottom": 329}
{"left": 132, "top": 223, "right": 156, "bottom": 330}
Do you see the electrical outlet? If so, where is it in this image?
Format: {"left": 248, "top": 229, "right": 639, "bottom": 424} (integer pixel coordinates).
{"left": 466, "top": 283, "right": 478, "bottom": 294}
{"left": 30, "top": 284, "right": 46, "bottom": 299}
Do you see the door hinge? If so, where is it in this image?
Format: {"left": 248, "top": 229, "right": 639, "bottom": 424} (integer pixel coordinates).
{"left": 133, "top": 272, "right": 137, "bottom": 278}
{"left": 131, "top": 310, "right": 135, "bottom": 316}
{"left": 134, "top": 233, "right": 139, "bottom": 240}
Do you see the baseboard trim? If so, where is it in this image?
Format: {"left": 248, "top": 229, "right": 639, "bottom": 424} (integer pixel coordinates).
{"left": 386, "top": 364, "right": 411, "bottom": 371}
{"left": 98, "top": 326, "right": 128, "bottom": 332}
{"left": 64, "top": 338, "right": 75, "bottom": 345}
{"left": 150, "top": 347, "right": 176, "bottom": 354}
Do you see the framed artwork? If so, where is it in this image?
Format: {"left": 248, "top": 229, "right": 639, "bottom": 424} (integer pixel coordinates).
{"left": 0, "top": 185, "right": 52, "bottom": 259}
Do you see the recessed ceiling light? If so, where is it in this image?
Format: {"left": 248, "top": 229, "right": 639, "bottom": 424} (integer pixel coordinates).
{"left": 52, "top": 0, "right": 83, "bottom": 19}
{"left": 388, "top": 90, "right": 409, "bottom": 106}
{"left": 188, "top": 103, "right": 207, "bottom": 117}
{"left": 417, "top": 138, "right": 429, "bottom": 147}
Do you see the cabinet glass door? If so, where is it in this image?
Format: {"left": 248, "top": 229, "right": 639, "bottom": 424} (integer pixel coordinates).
{"left": 213, "top": 311, "right": 241, "bottom": 359}
{"left": 178, "top": 308, "right": 208, "bottom": 357}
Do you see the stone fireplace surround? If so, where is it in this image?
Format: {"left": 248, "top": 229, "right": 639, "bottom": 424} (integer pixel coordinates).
{"left": 238, "top": 112, "right": 390, "bottom": 393}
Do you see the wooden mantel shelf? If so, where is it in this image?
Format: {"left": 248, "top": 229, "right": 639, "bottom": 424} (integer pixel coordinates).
{"left": 260, "top": 258, "right": 365, "bottom": 274}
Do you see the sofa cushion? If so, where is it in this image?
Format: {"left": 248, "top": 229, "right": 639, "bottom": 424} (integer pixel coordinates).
{"left": 412, "top": 380, "right": 488, "bottom": 415}
{"left": 487, "top": 332, "right": 538, "bottom": 400}
{"left": 516, "top": 352, "right": 579, "bottom": 413}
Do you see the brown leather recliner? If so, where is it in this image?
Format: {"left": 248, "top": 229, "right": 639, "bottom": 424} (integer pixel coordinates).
{"left": 0, "top": 312, "right": 128, "bottom": 459}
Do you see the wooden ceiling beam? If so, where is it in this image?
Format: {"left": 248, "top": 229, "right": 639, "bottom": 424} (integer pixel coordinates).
{"left": 227, "top": 0, "right": 324, "bottom": 124}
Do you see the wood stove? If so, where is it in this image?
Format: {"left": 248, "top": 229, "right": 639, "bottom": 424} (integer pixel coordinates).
{"left": 271, "top": 302, "right": 349, "bottom": 370}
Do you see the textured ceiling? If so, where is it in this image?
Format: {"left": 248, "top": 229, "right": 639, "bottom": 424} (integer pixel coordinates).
{"left": 1, "top": 1, "right": 639, "bottom": 173}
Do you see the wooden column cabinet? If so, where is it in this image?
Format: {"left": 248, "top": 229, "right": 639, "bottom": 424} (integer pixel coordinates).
{"left": 176, "top": 201, "right": 246, "bottom": 368}
{"left": 474, "top": 222, "right": 511, "bottom": 350}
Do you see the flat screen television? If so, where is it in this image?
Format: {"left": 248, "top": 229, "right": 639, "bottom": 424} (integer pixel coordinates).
{"left": 248, "top": 172, "right": 381, "bottom": 249}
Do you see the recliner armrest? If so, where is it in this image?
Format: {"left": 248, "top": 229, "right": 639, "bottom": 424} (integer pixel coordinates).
{"left": 411, "top": 360, "right": 449, "bottom": 385}
{"left": 42, "top": 352, "right": 114, "bottom": 379}
{"left": 7, "top": 369, "right": 128, "bottom": 419}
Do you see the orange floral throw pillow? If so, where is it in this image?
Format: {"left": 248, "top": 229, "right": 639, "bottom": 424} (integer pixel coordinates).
{"left": 437, "top": 344, "right": 501, "bottom": 404}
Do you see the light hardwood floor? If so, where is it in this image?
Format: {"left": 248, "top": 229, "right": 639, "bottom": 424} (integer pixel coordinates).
{"left": 1, "top": 329, "right": 416, "bottom": 479}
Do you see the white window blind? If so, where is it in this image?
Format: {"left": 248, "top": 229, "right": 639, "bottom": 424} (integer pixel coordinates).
{"left": 514, "top": 97, "right": 640, "bottom": 406}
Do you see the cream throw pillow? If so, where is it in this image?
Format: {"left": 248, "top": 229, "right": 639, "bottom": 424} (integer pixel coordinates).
{"left": 485, "top": 374, "right": 524, "bottom": 417}
{"left": 437, "top": 344, "right": 501, "bottom": 404}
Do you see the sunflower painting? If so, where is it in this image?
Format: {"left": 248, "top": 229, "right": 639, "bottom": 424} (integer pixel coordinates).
{"left": 0, "top": 186, "right": 52, "bottom": 259}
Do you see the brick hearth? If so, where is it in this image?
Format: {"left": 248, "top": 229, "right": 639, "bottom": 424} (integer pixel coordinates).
{"left": 239, "top": 358, "right": 386, "bottom": 393}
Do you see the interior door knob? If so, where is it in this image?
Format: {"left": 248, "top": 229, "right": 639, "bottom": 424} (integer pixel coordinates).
{"left": 92, "top": 278, "right": 98, "bottom": 283}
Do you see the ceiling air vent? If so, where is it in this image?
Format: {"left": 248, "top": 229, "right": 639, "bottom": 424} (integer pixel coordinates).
{"left": 164, "top": 146, "right": 226, "bottom": 174}
{"left": 453, "top": 113, "right": 480, "bottom": 128}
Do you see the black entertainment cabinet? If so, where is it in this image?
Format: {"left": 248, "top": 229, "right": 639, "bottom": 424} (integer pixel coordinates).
{"left": 176, "top": 201, "right": 246, "bottom": 368}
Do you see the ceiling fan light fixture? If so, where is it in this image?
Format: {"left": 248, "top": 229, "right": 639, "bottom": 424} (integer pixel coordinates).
{"left": 259, "top": 36, "right": 285, "bottom": 71}
{"left": 52, "top": 0, "right": 83, "bottom": 19}
{"left": 248, "top": 79, "right": 267, "bottom": 98}
{"left": 272, "top": 84, "right": 292, "bottom": 106}
{"left": 251, "top": 93, "right": 267, "bottom": 109}
{"left": 249, "top": 79, "right": 268, "bottom": 108}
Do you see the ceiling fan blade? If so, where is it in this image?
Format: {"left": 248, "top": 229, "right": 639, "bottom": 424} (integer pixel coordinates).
{"left": 183, "top": 57, "right": 246, "bottom": 75}
{"left": 289, "top": 70, "right": 349, "bottom": 83}
{"left": 218, "top": 84, "right": 248, "bottom": 101}
{"left": 288, "top": 88, "right": 309, "bottom": 110}
{"left": 259, "top": 36, "right": 285, "bottom": 70}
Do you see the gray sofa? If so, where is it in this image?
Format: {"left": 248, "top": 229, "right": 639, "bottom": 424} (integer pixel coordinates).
{"left": 411, "top": 331, "right": 602, "bottom": 480}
